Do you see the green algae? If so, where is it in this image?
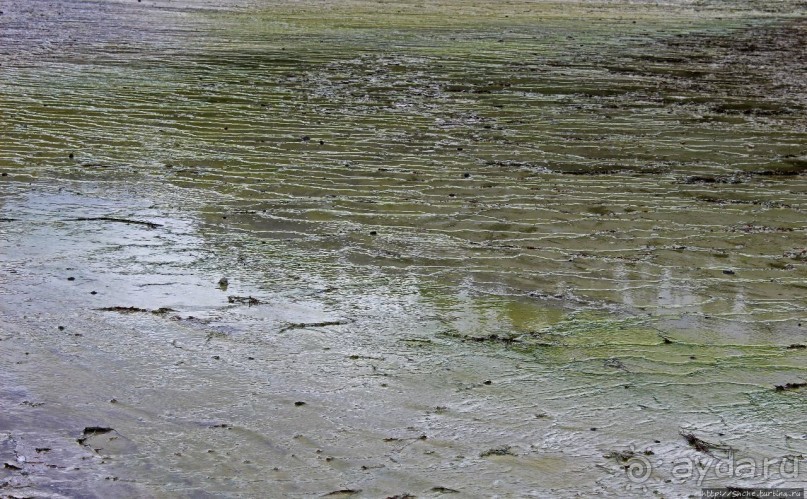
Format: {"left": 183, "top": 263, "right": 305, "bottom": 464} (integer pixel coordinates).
{"left": 2, "top": 0, "right": 807, "bottom": 496}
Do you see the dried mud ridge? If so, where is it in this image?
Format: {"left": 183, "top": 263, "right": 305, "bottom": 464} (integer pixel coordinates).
{"left": 65, "top": 217, "right": 163, "bottom": 229}
{"left": 227, "top": 295, "right": 263, "bottom": 306}
{"left": 97, "top": 306, "right": 176, "bottom": 315}
{"left": 278, "top": 320, "right": 352, "bottom": 333}
{"left": 774, "top": 381, "right": 807, "bottom": 392}
{"left": 75, "top": 426, "right": 115, "bottom": 447}
{"left": 679, "top": 431, "right": 733, "bottom": 456}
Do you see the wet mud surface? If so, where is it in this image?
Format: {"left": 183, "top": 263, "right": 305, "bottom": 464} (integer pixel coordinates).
{"left": 1, "top": 0, "right": 806, "bottom": 497}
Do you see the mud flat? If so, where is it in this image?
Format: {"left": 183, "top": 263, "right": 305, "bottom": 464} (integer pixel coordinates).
{"left": 1, "top": 1, "right": 806, "bottom": 497}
